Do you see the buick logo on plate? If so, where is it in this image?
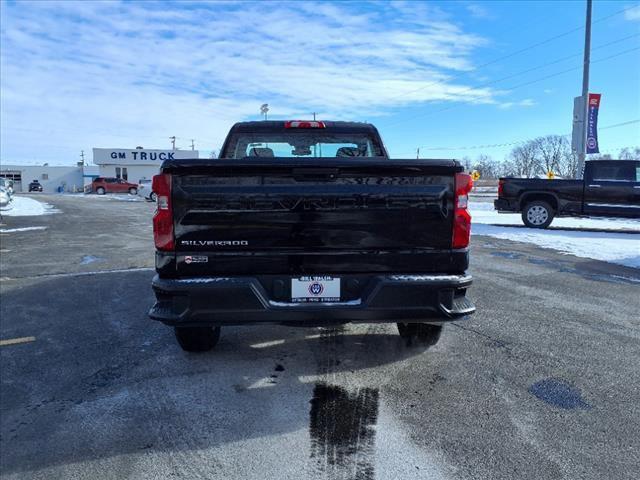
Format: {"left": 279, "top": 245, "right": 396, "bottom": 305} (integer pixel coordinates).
{"left": 308, "top": 282, "right": 324, "bottom": 296}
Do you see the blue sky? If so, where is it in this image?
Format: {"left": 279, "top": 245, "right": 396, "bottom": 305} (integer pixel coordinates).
{"left": 1, "top": 0, "right": 639, "bottom": 165}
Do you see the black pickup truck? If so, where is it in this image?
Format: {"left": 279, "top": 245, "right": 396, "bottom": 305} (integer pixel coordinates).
{"left": 149, "top": 120, "right": 475, "bottom": 352}
{"left": 495, "top": 159, "right": 640, "bottom": 228}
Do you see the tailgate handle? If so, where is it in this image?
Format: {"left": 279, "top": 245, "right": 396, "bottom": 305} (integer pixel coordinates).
{"left": 292, "top": 168, "right": 339, "bottom": 181}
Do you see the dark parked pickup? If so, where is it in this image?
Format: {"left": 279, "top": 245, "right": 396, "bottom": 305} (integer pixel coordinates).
{"left": 149, "top": 120, "right": 475, "bottom": 352}
{"left": 495, "top": 160, "right": 640, "bottom": 228}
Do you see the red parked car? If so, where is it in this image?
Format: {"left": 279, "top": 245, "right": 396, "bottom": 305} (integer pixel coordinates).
{"left": 92, "top": 177, "right": 138, "bottom": 195}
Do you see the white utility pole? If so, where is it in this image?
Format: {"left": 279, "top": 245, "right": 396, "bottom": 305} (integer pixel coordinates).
{"left": 170, "top": 136, "right": 176, "bottom": 150}
{"left": 190, "top": 139, "right": 195, "bottom": 151}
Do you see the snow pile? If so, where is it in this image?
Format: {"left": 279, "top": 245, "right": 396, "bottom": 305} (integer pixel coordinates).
{"left": 1, "top": 196, "right": 59, "bottom": 216}
{"left": 469, "top": 202, "right": 640, "bottom": 269}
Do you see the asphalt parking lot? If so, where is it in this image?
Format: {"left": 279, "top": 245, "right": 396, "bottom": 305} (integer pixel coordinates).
{"left": 1, "top": 194, "right": 639, "bottom": 480}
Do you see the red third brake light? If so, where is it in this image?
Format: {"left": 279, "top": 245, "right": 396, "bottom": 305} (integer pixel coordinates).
{"left": 152, "top": 173, "right": 174, "bottom": 251}
{"left": 284, "top": 120, "right": 326, "bottom": 129}
{"left": 453, "top": 172, "right": 473, "bottom": 249}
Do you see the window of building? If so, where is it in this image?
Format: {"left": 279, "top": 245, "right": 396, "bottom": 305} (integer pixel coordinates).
{"left": 42, "top": 173, "right": 48, "bottom": 180}
{"left": 115, "top": 167, "right": 121, "bottom": 179}
{"left": 122, "top": 167, "right": 128, "bottom": 180}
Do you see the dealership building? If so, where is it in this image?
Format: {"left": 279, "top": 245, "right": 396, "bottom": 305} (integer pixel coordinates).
{"left": 92, "top": 148, "right": 199, "bottom": 183}
{"left": 0, "top": 164, "right": 86, "bottom": 193}
{"left": 1, "top": 148, "right": 199, "bottom": 193}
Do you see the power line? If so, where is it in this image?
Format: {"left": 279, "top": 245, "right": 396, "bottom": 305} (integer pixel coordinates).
{"left": 405, "top": 119, "right": 639, "bottom": 153}
{"left": 384, "top": 46, "right": 640, "bottom": 129}
{"left": 600, "top": 119, "right": 640, "bottom": 130}
{"left": 383, "top": 4, "right": 639, "bottom": 104}
{"left": 383, "top": 33, "right": 639, "bottom": 130}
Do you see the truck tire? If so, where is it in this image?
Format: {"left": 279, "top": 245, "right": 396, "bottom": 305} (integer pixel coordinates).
{"left": 129, "top": 187, "right": 138, "bottom": 195}
{"left": 174, "top": 326, "right": 221, "bottom": 352}
{"left": 96, "top": 187, "right": 106, "bottom": 195}
{"left": 150, "top": 192, "right": 157, "bottom": 202}
{"left": 522, "top": 201, "right": 554, "bottom": 228}
{"left": 397, "top": 323, "right": 442, "bottom": 347}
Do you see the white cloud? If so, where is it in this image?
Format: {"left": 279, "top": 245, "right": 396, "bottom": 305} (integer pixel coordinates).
{"left": 0, "top": 0, "right": 497, "bottom": 163}
{"left": 465, "top": 3, "right": 495, "bottom": 20}
{"left": 497, "top": 98, "right": 537, "bottom": 110}
{"left": 624, "top": 5, "right": 640, "bottom": 21}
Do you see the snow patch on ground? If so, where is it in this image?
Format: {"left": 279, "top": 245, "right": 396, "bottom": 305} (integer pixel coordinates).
{"left": 80, "top": 255, "right": 104, "bottom": 265}
{"left": 95, "top": 194, "right": 142, "bottom": 202}
{"left": 470, "top": 201, "right": 640, "bottom": 231}
{"left": 60, "top": 193, "right": 143, "bottom": 202}
{"left": 0, "top": 196, "right": 60, "bottom": 216}
{"left": 0, "top": 226, "right": 47, "bottom": 233}
{"left": 474, "top": 223, "right": 640, "bottom": 268}
{"left": 469, "top": 202, "right": 640, "bottom": 269}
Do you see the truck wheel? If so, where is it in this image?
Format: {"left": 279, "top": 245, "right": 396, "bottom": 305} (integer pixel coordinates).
{"left": 174, "top": 326, "right": 221, "bottom": 352}
{"left": 522, "top": 201, "right": 554, "bottom": 228}
{"left": 397, "top": 323, "right": 442, "bottom": 347}
{"left": 96, "top": 187, "right": 106, "bottom": 195}
{"left": 150, "top": 192, "right": 157, "bottom": 202}
{"left": 129, "top": 187, "right": 138, "bottom": 195}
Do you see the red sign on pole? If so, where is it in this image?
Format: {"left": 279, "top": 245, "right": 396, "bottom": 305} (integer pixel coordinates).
{"left": 586, "top": 93, "right": 601, "bottom": 154}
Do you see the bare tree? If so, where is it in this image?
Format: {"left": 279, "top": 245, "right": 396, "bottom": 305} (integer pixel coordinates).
{"left": 497, "top": 159, "right": 518, "bottom": 177}
{"left": 471, "top": 154, "right": 501, "bottom": 179}
{"left": 460, "top": 156, "right": 472, "bottom": 172}
{"left": 483, "top": 139, "right": 637, "bottom": 180}
{"left": 588, "top": 153, "right": 613, "bottom": 160}
{"left": 533, "top": 135, "right": 567, "bottom": 175}
{"left": 506, "top": 141, "right": 540, "bottom": 177}
{"left": 618, "top": 147, "right": 640, "bottom": 160}
{"left": 556, "top": 148, "right": 580, "bottom": 178}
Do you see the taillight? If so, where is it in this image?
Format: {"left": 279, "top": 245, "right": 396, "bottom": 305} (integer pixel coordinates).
{"left": 498, "top": 179, "right": 505, "bottom": 197}
{"left": 152, "top": 173, "right": 174, "bottom": 251}
{"left": 284, "top": 120, "right": 326, "bottom": 128}
{"left": 453, "top": 172, "right": 473, "bottom": 249}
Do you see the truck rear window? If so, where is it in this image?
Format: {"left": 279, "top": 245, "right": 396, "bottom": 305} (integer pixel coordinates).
{"left": 224, "top": 132, "right": 384, "bottom": 159}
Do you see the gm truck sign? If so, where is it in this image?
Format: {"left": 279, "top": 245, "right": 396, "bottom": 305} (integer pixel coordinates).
{"left": 92, "top": 148, "right": 199, "bottom": 165}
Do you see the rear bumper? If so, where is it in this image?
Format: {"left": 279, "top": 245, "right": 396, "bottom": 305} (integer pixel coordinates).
{"left": 149, "top": 273, "right": 475, "bottom": 327}
{"left": 494, "top": 198, "right": 519, "bottom": 212}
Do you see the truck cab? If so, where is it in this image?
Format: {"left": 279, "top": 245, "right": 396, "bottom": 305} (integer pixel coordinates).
{"left": 582, "top": 160, "right": 640, "bottom": 217}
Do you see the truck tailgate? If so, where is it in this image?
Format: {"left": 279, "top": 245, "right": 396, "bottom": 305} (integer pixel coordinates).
{"left": 165, "top": 159, "right": 466, "bottom": 275}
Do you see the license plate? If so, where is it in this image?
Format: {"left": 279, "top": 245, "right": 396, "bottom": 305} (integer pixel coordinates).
{"left": 291, "top": 276, "right": 340, "bottom": 303}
